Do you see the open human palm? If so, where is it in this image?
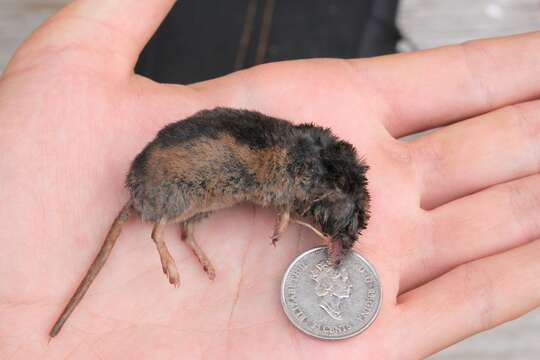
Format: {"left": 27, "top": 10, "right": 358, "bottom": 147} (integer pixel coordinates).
{"left": 1, "top": 1, "right": 539, "bottom": 359}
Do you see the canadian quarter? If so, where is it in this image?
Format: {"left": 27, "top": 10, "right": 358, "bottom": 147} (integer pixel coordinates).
{"left": 281, "top": 246, "right": 382, "bottom": 340}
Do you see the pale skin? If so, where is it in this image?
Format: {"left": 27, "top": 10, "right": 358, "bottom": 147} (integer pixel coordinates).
{"left": 1, "top": 0, "right": 539, "bottom": 358}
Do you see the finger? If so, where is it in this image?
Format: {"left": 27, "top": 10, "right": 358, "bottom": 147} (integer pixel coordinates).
{"left": 358, "top": 31, "right": 540, "bottom": 137}
{"left": 397, "top": 239, "right": 540, "bottom": 359}
{"left": 191, "top": 32, "right": 540, "bottom": 138}
{"left": 400, "top": 174, "right": 540, "bottom": 292}
{"left": 6, "top": 0, "right": 176, "bottom": 72}
{"left": 411, "top": 100, "right": 540, "bottom": 209}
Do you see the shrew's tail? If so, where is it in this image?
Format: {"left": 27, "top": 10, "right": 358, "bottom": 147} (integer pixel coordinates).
{"left": 49, "top": 200, "right": 133, "bottom": 338}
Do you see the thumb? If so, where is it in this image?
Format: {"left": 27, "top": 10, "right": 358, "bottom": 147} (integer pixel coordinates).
{"left": 4, "top": 0, "right": 177, "bottom": 76}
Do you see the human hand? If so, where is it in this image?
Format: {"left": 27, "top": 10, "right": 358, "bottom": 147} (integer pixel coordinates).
{"left": 1, "top": 1, "right": 539, "bottom": 359}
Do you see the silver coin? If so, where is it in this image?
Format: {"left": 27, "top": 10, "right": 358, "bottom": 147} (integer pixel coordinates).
{"left": 281, "top": 246, "right": 382, "bottom": 340}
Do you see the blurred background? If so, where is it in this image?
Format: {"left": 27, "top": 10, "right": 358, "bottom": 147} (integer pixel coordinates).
{"left": 1, "top": 1, "right": 539, "bottom": 358}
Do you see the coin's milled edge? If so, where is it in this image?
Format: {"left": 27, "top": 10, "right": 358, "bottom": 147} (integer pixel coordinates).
{"left": 280, "top": 246, "right": 383, "bottom": 340}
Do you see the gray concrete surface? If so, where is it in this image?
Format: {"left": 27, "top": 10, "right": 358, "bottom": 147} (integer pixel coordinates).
{"left": 0, "top": 1, "right": 538, "bottom": 359}
{"left": 398, "top": 0, "right": 540, "bottom": 50}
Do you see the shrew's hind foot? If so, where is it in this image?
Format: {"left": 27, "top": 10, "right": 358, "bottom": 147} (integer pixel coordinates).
{"left": 180, "top": 221, "right": 216, "bottom": 280}
{"left": 152, "top": 218, "right": 180, "bottom": 287}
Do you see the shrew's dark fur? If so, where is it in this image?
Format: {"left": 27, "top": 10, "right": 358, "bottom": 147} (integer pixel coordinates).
{"left": 126, "top": 107, "right": 370, "bottom": 256}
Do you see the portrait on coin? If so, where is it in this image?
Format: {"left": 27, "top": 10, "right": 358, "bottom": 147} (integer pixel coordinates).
{"left": 311, "top": 260, "right": 353, "bottom": 321}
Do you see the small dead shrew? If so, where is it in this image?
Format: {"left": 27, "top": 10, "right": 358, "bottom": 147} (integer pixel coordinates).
{"left": 49, "top": 107, "right": 370, "bottom": 338}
